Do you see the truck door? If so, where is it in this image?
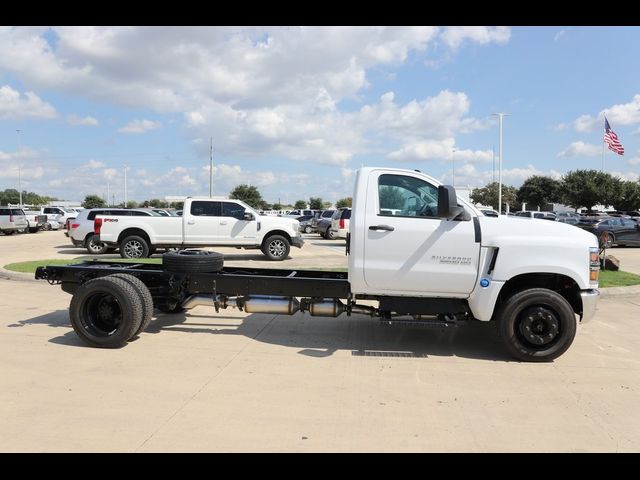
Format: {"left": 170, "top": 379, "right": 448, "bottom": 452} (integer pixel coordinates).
{"left": 216, "top": 201, "right": 258, "bottom": 245}
{"left": 363, "top": 171, "right": 480, "bottom": 296}
{"left": 184, "top": 200, "right": 221, "bottom": 244}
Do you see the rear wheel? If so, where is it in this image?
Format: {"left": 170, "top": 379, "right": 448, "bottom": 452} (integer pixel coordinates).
{"left": 304, "top": 225, "right": 312, "bottom": 234}
{"left": 28, "top": 227, "right": 38, "bottom": 233}
{"left": 496, "top": 288, "right": 577, "bottom": 362}
{"left": 4, "top": 230, "right": 14, "bottom": 235}
{"left": 324, "top": 229, "right": 336, "bottom": 240}
{"left": 86, "top": 234, "right": 109, "bottom": 254}
{"left": 262, "top": 235, "right": 290, "bottom": 261}
{"left": 120, "top": 235, "right": 150, "bottom": 259}
{"left": 107, "top": 274, "right": 154, "bottom": 336}
{"left": 69, "top": 276, "right": 143, "bottom": 348}
{"left": 600, "top": 231, "right": 614, "bottom": 249}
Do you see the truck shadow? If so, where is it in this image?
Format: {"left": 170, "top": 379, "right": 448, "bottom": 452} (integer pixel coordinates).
{"left": 145, "top": 311, "right": 511, "bottom": 361}
{"left": 13, "top": 309, "right": 511, "bottom": 361}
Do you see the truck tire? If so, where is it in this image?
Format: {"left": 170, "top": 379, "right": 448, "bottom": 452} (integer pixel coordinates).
{"left": 86, "top": 234, "right": 109, "bottom": 254}
{"left": 162, "top": 250, "right": 224, "bottom": 273}
{"left": 120, "top": 235, "right": 150, "bottom": 259}
{"left": 69, "top": 276, "right": 143, "bottom": 348}
{"left": 324, "top": 229, "right": 336, "bottom": 240}
{"left": 4, "top": 230, "right": 14, "bottom": 235}
{"left": 600, "top": 231, "right": 614, "bottom": 249}
{"left": 496, "top": 288, "right": 577, "bottom": 362}
{"left": 108, "top": 273, "right": 154, "bottom": 336}
{"left": 262, "top": 235, "right": 290, "bottom": 261}
{"left": 28, "top": 227, "right": 39, "bottom": 233}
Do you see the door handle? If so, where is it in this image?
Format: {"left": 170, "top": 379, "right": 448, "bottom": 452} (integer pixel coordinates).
{"left": 187, "top": 220, "right": 195, "bottom": 225}
{"left": 369, "top": 224, "right": 394, "bottom": 232}
{"left": 220, "top": 221, "right": 228, "bottom": 225}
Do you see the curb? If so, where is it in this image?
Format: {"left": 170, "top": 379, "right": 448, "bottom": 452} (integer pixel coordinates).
{"left": 0, "top": 266, "right": 38, "bottom": 283}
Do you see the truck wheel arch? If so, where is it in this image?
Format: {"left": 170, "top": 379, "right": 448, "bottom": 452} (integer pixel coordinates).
{"left": 117, "top": 228, "right": 152, "bottom": 246}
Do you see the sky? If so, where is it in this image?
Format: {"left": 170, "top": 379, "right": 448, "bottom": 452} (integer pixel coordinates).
{"left": 1, "top": 26, "right": 640, "bottom": 205}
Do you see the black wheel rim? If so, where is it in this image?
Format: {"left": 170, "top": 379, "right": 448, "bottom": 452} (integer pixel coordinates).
{"left": 80, "top": 292, "right": 123, "bottom": 337}
{"left": 516, "top": 306, "right": 561, "bottom": 349}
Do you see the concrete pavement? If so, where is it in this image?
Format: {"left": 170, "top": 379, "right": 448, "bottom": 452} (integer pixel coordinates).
{"left": 1, "top": 229, "right": 640, "bottom": 451}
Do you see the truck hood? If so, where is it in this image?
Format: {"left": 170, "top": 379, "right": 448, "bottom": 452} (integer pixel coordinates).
{"left": 259, "top": 215, "right": 299, "bottom": 230}
{"left": 478, "top": 215, "right": 598, "bottom": 248}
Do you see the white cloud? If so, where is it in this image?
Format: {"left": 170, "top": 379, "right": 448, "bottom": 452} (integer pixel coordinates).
{"left": 0, "top": 147, "right": 39, "bottom": 161}
{"left": 67, "top": 114, "right": 99, "bottom": 126}
{"left": 553, "top": 30, "right": 566, "bottom": 42}
{"left": 573, "top": 94, "right": 640, "bottom": 132}
{"left": 553, "top": 123, "right": 568, "bottom": 132}
{"left": 85, "top": 159, "right": 105, "bottom": 169}
{"left": 627, "top": 155, "right": 640, "bottom": 166}
{"left": 557, "top": 141, "right": 601, "bottom": 157}
{"left": 118, "top": 119, "right": 161, "bottom": 134}
{"left": 440, "top": 26, "right": 510, "bottom": 50}
{"left": 610, "top": 171, "right": 640, "bottom": 182}
{"left": 0, "top": 85, "right": 57, "bottom": 119}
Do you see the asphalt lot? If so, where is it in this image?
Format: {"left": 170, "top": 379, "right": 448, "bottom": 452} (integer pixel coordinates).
{"left": 1, "top": 230, "right": 639, "bottom": 452}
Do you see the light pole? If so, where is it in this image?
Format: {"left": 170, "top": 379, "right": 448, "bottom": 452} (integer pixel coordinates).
{"left": 123, "top": 165, "right": 128, "bottom": 207}
{"left": 16, "top": 129, "right": 22, "bottom": 207}
{"left": 492, "top": 113, "right": 510, "bottom": 214}
{"left": 451, "top": 147, "right": 456, "bottom": 187}
{"left": 209, "top": 136, "right": 214, "bottom": 198}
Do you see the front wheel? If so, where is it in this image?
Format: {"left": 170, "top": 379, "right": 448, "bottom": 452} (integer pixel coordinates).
{"left": 120, "top": 235, "right": 150, "bottom": 259}
{"left": 28, "top": 227, "right": 39, "bottom": 233}
{"left": 3, "top": 230, "right": 14, "bottom": 235}
{"left": 496, "top": 288, "right": 577, "bottom": 362}
{"left": 262, "top": 235, "right": 290, "bottom": 261}
{"left": 304, "top": 225, "right": 313, "bottom": 234}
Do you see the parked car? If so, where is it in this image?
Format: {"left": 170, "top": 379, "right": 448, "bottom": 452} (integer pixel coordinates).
{"left": 316, "top": 218, "right": 336, "bottom": 239}
{"left": 0, "top": 207, "right": 28, "bottom": 235}
{"left": 286, "top": 209, "right": 315, "bottom": 217}
{"left": 311, "top": 210, "right": 335, "bottom": 228}
{"left": 22, "top": 210, "right": 48, "bottom": 233}
{"left": 296, "top": 214, "right": 316, "bottom": 234}
{"left": 330, "top": 207, "right": 351, "bottom": 239}
{"left": 43, "top": 219, "right": 62, "bottom": 230}
{"left": 479, "top": 208, "right": 499, "bottom": 217}
{"left": 578, "top": 216, "right": 640, "bottom": 248}
{"left": 514, "top": 211, "right": 557, "bottom": 221}
{"left": 555, "top": 212, "right": 581, "bottom": 225}
{"left": 69, "top": 208, "right": 160, "bottom": 254}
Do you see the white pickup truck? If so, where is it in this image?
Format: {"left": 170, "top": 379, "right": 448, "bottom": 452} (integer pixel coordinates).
{"left": 37, "top": 167, "right": 600, "bottom": 361}
{"left": 95, "top": 197, "right": 304, "bottom": 260}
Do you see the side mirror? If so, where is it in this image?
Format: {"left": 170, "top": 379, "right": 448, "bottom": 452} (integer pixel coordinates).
{"left": 243, "top": 212, "right": 255, "bottom": 221}
{"left": 437, "top": 185, "right": 466, "bottom": 220}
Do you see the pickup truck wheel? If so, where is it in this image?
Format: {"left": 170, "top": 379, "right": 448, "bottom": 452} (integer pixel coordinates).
{"left": 108, "top": 274, "right": 154, "bottom": 336}
{"left": 263, "top": 235, "right": 290, "bottom": 261}
{"left": 28, "top": 227, "right": 39, "bottom": 233}
{"left": 162, "top": 250, "right": 224, "bottom": 273}
{"left": 86, "top": 234, "right": 109, "bottom": 254}
{"left": 69, "top": 276, "right": 143, "bottom": 348}
{"left": 4, "top": 230, "right": 14, "bottom": 235}
{"left": 496, "top": 288, "right": 576, "bottom": 362}
{"left": 120, "top": 235, "right": 150, "bottom": 259}
{"left": 43, "top": 223, "right": 52, "bottom": 231}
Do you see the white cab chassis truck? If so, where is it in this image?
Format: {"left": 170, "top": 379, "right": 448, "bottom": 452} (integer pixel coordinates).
{"left": 95, "top": 197, "right": 304, "bottom": 261}
{"left": 36, "top": 167, "right": 600, "bottom": 362}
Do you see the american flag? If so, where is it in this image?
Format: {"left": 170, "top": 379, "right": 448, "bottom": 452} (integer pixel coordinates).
{"left": 604, "top": 117, "right": 624, "bottom": 155}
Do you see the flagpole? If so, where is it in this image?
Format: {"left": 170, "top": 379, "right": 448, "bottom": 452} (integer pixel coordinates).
{"left": 602, "top": 139, "right": 605, "bottom": 172}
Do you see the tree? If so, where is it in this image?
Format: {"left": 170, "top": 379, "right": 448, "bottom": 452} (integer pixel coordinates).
{"left": 294, "top": 200, "right": 307, "bottom": 209}
{"left": 229, "top": 184, "right": 264, "bottom": 209}
{"left": 309, "top": 197, "right": 323, "bottom": 210}
{"left": 149, "top": 198, "right": 167, "bottom": 208}
{"left": 0, "top": 189, "right": 20, "bottom": 205}
{"left": 611, "top": 180, "right": 640, "bottom": 211}
{"left": 560, "top": 170, "right": 620, "bottom": 212}
{"left": 322, "top": 201, "right": 332, "bottom": 209}
{"left": 126, "top": 200, "right": 138, "bottom": 208}
{"left": 272, "top": 202, "right": 283, "bottom": 211}
{"left": 336, "top": 197, "right": 352, "bottom": 208}
{"left": 517, "top": 176, "right": 561, "bottom": 210}
{"left": 470, "top": 182, "right": 518, "bottom": 212}
{"left": 82, "top": 194, "right": 106, "bottom": 209}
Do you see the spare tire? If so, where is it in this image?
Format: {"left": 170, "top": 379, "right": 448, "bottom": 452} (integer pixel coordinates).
{"left": 162, "top": 250, "right": 224, "bottom": 273}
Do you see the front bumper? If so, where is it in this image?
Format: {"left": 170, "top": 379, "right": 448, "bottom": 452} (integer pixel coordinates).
{"left": 291, "top": 236, "right": 304, "bottom": 248}
{"left": 580, "top": 289, "right": 599, "bottom": 323}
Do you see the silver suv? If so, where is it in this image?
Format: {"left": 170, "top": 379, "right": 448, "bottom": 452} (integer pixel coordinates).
{"left": 69, "top": 208, "right": 159, "bottom": 254}
{"left": 0, "top": 207, "right": 28, "bottom": 235}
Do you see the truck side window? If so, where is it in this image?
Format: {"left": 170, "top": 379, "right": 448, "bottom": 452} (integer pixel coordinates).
{"left": 378, "top": 174, "right": 438, "bottom": 218}
{"left": 190, "top": 201, "right": 222, "bottom": 217}
{"left": 221, "top": 202, "right": 245, "bottom": 220}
